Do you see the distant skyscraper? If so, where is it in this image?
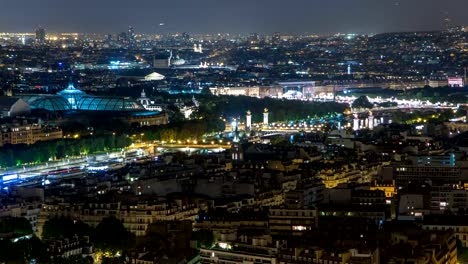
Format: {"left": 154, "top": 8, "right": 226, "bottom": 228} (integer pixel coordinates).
{"left": 106, "top": 34, "right": 113, "bottom": 43}
{"left": 443, "top": 12, "right": 452, "bottom": 31}
{"left": 249, "top": 33, "right": 259, "bottom": 44}
{"left": 118, "top": 32, "right": 127, "bottom": 44}
{"left": 35, "top": 27, "right": 46, "bottom": 44}
{"left": 128, "top": 26, "right": 134, "bottom": 38}
{"left": 182, "top": 32, "right": 190, "bottom": 41}
{"left": 272, "top": 32, "right": 281, "bottom": 44}
{"left": 127, "top": 26, "right": 135, "bottom": 46}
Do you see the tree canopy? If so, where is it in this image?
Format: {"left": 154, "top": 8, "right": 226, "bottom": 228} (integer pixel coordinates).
{"left": 42, "top": 217, "right": 92, "bottom": 240}
{"left": 92, "top": 216, "right": 135, "bottom": 255}
{"left": 352, "top": 96, "right": 373, "bottom": 109}
{"left": 0, "top": 134, "right": 132, "bottom": 168}
{"left": 195, "top": 95, "right": 347, "bottom": 123}
{"left": 0, "top": 217, "right": 33, "bottom": 237}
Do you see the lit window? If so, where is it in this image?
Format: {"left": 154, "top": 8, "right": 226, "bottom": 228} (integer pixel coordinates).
{"left": 292, "top": 226, "right": 308, "bottom": 231}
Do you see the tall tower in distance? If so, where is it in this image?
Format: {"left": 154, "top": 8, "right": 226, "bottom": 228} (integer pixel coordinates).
{"left": 272, "top": 32, "right": 281, "bottom": 44}
{"left": 443, "top": 12, "right": 452, "bottom": 31}
{"left": 347, "top": 64, "right": 352, "bottom": 75}
{"left": 35, "top": 27, "right": 46, "bottom": 44}
{"left": 127, "top": 26, "right": 135, "bottom": 46}
{"left": 368, "top": 111, "right": 374, "bottom": 130}
{"left": 263, "top": 108, "right": 269, "bottom": 129}
{"left": 353, "top": 113, "right": 359, "bottom": 131}
{"left": 246, "top": 110, "right": 252, "bottom": 131}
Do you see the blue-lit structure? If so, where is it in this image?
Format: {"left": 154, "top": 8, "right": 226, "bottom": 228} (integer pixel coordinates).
{"left": 17, "top": 83, "right": 168, "bottom": 127}
{"left": 57, "top": 82, "right": 86, "bottom": 109}
{"left": 22, "top": 95, "right": 72, "bottom": 112}
{"left": 20, "top": 83, "right": 144, "bottom": 112}
{"left": 76, "top": 96, "right": 144, "bottom": 111}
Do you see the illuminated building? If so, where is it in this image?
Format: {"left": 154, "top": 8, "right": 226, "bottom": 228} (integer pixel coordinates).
{"left": 38, "top": 201, "right": 199, "bottom": 237}
{"left": 370, "top": 180, "right": 397, "bottom": 198}
{"left": 143, "top": 72, "right": 165, "bottom": 81}
{"left": 391, "top": 166, "right": 461, "bottom": 185}
{"left": 18, "top": 84, "right": 168, "bottom": 127}
{"left": 0, "top": 123, "right": 62, "bottom": 146}
{"left": 279, "top": 247, "right": 379, "bottom": 264}
{"left": 423, "top": 215, "right": 468, "bottom": 247}
{"left": 231, "top": 142, "right": 243, "bottom": 161}
{"left": 137, "top": 90, "right": 162, "bottom": 112}
{"left": 209, "top": 86, "right": 261, "bottom": 97}
{"left": 255, "top": 190, "right": 284, "bottom": 207}
{"left": 407, "top": 154, "right": 456, "bottom": 167}
{"left": 127, "top": 26, "right": 135, "bottom": 44}
{"left": 118, "top": 111, "right": 168, "bottom": 127}
{"left": 448, "top": 77, "right": 464, "bottom": 87}
{"left": 319, "top": 168, "right": 362, "bottom": 189}
{"left": 430, "top": 185, "right": 468, "bottom": 213}
{"left": 445, "top": 122, "right": 468, "bottom": 134}
{"left": 278, "top": 81, "right": 315, "bottom": 99}
{"left": 200, "top": 238, "right": 279, "bottom": 264}
{"left": 73, "top": 60, "right": 148, "bottom": 70}
{"left": 57, "top": 83, "right": 86, "bottom": 109}
{"left": 388, "top": 230, "right": 457, "bottom": 264}
{"left": 171, "top": 56, "right": 186, "bottom": 66}
{"left": 47, "top": 237, "right": 92, "bottom": 259}
{"left": 284, "top": 182, "right": 325, "bottom": 207}
{"left": 75, "top": 96, "right": 143, "bottom": 111}
{"left": 193, "top": 43, "right": 203, "bottom": 53}
{"left": 268, "top": 207, "right": 318, "bottom": 235}
{"left": 428, "top": 79, "right": 448, "bottom": 88}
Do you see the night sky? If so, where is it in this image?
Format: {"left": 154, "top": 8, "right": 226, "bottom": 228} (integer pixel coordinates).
{"left": 1, "top": 0, "right": 467, "bottom": 34}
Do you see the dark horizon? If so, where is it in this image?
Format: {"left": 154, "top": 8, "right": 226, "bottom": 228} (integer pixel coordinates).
{"left": 1, "top": 0, "right": 467, "bottom": 35}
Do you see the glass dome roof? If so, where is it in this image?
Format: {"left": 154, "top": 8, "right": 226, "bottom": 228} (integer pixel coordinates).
{"left": 57, "top": 83, "right": 86, "bottom": 110}
{"left": 76, "top": 96, "right": 144, "bottom": 111}
{"left": 28, "top": 95, "right": 72, "bottom": 111}
{"left": 19, "top": 95, "right": 43, "bottom": 104}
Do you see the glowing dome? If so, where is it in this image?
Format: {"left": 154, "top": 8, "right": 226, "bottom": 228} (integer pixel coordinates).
{"left": 171, "top": 58, "right": 186, "bottom": 66}
{"left": 57, "top": 82, "right": 86, "bottom": 109}
{"left": 28, "top": 96, "right": 72, "bottom": 111}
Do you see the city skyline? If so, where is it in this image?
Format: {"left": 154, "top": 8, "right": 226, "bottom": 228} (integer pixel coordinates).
{"left": 1, "top": 0, "right": 468, "bottom": 34}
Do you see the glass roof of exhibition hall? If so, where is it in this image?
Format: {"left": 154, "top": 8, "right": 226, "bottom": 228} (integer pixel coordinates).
{"left": 27, "top": 95, "right": 72, "bottom": 111}
{"left": 76, "top": 96, "right": 144, "bottom": 111}
{"left": 57, "top": 83, "right": 87, "bottom": 96}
